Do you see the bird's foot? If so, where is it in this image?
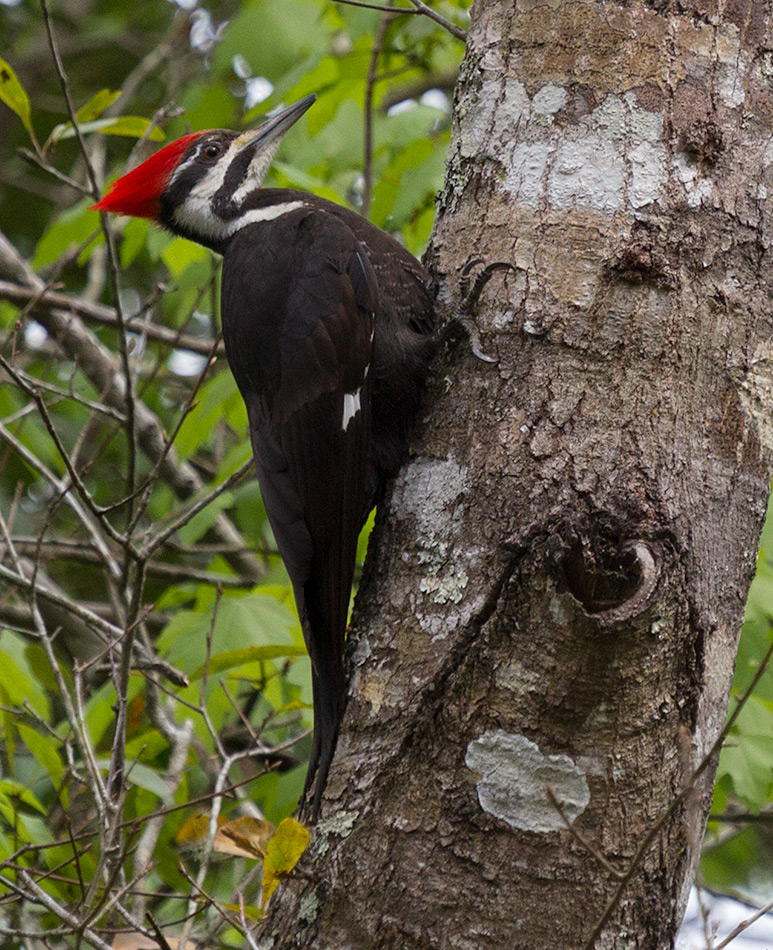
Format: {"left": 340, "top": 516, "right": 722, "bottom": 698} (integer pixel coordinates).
{"left": 441, "top": 259, "right": 520, "bottom": 364}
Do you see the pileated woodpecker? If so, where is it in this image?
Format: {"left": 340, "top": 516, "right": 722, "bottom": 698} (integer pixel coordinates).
{"left": 93, "top": 95, "right": 435, "bottom": 817}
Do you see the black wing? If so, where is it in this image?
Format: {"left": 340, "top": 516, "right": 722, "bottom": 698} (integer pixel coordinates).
{"left": 221, "top": 209, "right": 378, "bottom": 816}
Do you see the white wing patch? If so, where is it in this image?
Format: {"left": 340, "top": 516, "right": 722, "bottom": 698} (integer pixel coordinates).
{"left": 342, "top": 388, "right": 361, "bottom": 431}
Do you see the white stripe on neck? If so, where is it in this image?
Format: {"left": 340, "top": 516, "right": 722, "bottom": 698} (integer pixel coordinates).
{"left": 173, "top": 199, "right": 305, "bottom": 243}
{"left": 225, "top": 200, "right": 305, "bottom": 236}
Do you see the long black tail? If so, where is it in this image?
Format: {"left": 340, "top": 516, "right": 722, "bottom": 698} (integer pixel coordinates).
{"left": 302, "top": 638, "right": 346, "bottom": 820}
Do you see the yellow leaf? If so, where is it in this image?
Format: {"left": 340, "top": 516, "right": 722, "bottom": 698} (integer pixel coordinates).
{"left": 76, "top": 89, "right": 121, "bottom": 123}
{"left": 175, "top": 812, "right": 274, "bottom": 860}
{"left": 216, "top": 816, "right": 274, "bottom": 859}
{"left": 0, "top": 57, "right": 35, "bottom": 142}
{"left": 261, "top": 817, "right": 310, "bottom": 907}
{"left": 176, "top": 813, "right": 225, "bottom": 859}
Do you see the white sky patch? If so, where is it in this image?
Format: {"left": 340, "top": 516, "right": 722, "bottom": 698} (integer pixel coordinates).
{"left": 245, "top": 77, "right": 274, "bottom": 110}
{"left": 387, "top": 99, "right": 417, "bottom": 117}
{"left": 232, "top": 54, "right": 251, "bottom": 79}
{"left": 465, "top": 730, "right": 590, "bottom": 832}
{"left": 420, "top": 89, "right": 451, "bottom": 113}
{"left": 342, "top": 389, "right": 361, "bottom": 431}
{"left": 24, "top": 321, "right": 48, "bottom": 348}
{"left": 189, "top": 9, "right": 226, "bottom": 52}
{"left": 168, "top": 350, "right": 209, "bottom": 377}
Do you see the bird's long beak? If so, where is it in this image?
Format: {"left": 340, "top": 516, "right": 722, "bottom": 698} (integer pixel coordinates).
{"left": 232, "top": 94, "right": 317, "bottom": 157}
{"left": 226, "top": 94, "right": 316, "bottom": 195}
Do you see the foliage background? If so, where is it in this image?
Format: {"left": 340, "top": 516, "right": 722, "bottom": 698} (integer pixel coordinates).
{"left": 0, "top": 0, "right": 770, "bottom": 945}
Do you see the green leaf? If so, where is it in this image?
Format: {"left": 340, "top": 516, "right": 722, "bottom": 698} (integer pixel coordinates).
{"left": 76, "top": 88, "right": 121, "bottom": 123}
{"left": 101, "top": 116, "right": 166, "bottom": 140}
{"left": 261, "top": 817, "right": 310, "bottom": 907}
{"left": 161, "top": 236, "right": 211, "bottom": 279}
{"left": 191, "top": 645, "right": 306, "bottom": 681}
{"left": 272, "top": 160, "right": 347, "bottom": 205}
{"left": 33, "top": 199, "right": 100, "bottom": 269}
{"left": 718, "top": 696, "right": 773, "bottom": 810}
{"left": 0, "top": 57, "right": 35, "bottom": 141}
{"left": 176, "top": 491, "right": 235, "bottom": 546}
{"left": 221, "top": 901, "right": 264, "bottom": 921}
{"left": 96, "top": 759, "right": 173, "bottom": 804}
{"left": 120, "top": 218, "right": 150, "bottom": 268}
{"left": 0, "top": 779, "right": 47, "bottom": 815}
{"left": 0, "top": 631, "right": 49, "bottom": 720}
{"left": 48, "top": 116, "right": 165, "bottom": 147}
{"left": 158, "top": 590, "right": 302, "bottom": 676}
{"left": 16, "top": 723, "right": 64, "bottom": 792}
{"left": 174, "top": 370, "right": 242, "bottom": 461}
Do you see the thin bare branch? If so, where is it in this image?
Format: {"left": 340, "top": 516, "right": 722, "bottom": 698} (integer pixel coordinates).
{"left": 0, "top": 228, "right": 263, "bottom": 580}
{"left": 0, "top": 280, "right": 223, "bottom": 355}
{"left": 139, "top": 459, "right": 253, "bottom": 559}
{"left": 362, "top": 7, "right": 393, "bottom": 218}
{"left": 406, "top": 0, "right": 467, "bottom": 40}
{"left": 331, "top": 0, "right": 466, "bottom": 39}
{"left": 0, "top": 413, "right": 127, "bottom": 573}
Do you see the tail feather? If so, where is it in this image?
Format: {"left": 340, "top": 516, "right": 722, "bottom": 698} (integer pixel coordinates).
{"left": 302, "top": 649, "right": 345, "bottom": 819}
{"left": 298, "top": 394, "right": 370, "bottom": 821}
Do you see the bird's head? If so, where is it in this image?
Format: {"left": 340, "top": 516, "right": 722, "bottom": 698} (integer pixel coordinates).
{"left": 92, "top": 94, "right": 316, "bottom": 249}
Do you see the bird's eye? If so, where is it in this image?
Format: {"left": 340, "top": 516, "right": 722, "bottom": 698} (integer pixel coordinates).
{"left": 202, "top": 143, "right": 221, "bottom": 160}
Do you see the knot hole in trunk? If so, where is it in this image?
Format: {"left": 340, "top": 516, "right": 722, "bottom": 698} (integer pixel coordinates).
{"left": 558, "top": 528, "right": 661, "bottom": 624}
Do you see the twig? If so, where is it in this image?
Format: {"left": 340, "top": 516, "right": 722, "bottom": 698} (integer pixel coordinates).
{"left": 407, "top": 0, "right": 466, "bottom": 40}
{"left": 139, "top": 459, "right": 253, "bottom": 558}
{"left": 545, "top": 786, "right": 624, "bottom": 880}
{"left": 713, "top": 892, "right": 773, "bottom": 949}
{"left": 362, "top": 6, "right": 393, "bottom": 218}
{"left": 332, "top": 0, "right": 418, "bottom": 13}
{"left": 331, "top": 0, "right": 466, "bottom": 39}
{"left": 0, "top": 411, "right": 127, "bottom": 572}
{"left": 6, "top": 537, "right": 262, "bottom": 587}
{"left": 3, "top": 363, "right": 127, "bottom": 422}
{"left": 9, "top": 872, "right": 114, "bottom": 950}
{"left": 0, "top": 352, "right": 136, "bottom": 559}
{"left": 40, "top": 0, "right": 139, "bottom": 517}
{"left": 132, "top": 706, "right": 193, "bottom": 918}
{"left": 17, "top": 148, "right": 90, "bottom": 194}
{"left": 0, "top": 280, "right": 223, "bottom": 355}
{"left": 0, "top": 561, "right": 117, "bottom": 642}
{"left": 127, "top": 342, "right": 219, "bottom": 535}
{"left": 0, "top": 229, "right": 262, "bottom": 580}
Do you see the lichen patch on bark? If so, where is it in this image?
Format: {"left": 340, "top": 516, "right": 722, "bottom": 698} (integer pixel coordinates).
{"left": 465, "top": 730, "right": 591, "bottom": 832}
{"left": 494, "top": 86, "right": 666, "bottom": 214}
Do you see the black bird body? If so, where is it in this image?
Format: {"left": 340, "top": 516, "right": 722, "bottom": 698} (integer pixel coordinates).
{"left": 94, "top": 97, "right": 435, "bottom": 816}
{"left": 218, "top": 193, "right": 433, "bottom": 811}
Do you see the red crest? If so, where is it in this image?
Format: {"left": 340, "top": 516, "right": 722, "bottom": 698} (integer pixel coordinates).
{"left": 92, "top": 132, "right": 204, "bottom": 219}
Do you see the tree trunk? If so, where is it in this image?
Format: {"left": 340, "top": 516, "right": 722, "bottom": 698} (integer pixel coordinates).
{"left": 264, "top": 0, "right": 773, "bottom": 946}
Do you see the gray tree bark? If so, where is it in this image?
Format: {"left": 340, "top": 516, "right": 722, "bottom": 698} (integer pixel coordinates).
{"left": 263, "top": 0, "right": 773, "bottom": 947}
